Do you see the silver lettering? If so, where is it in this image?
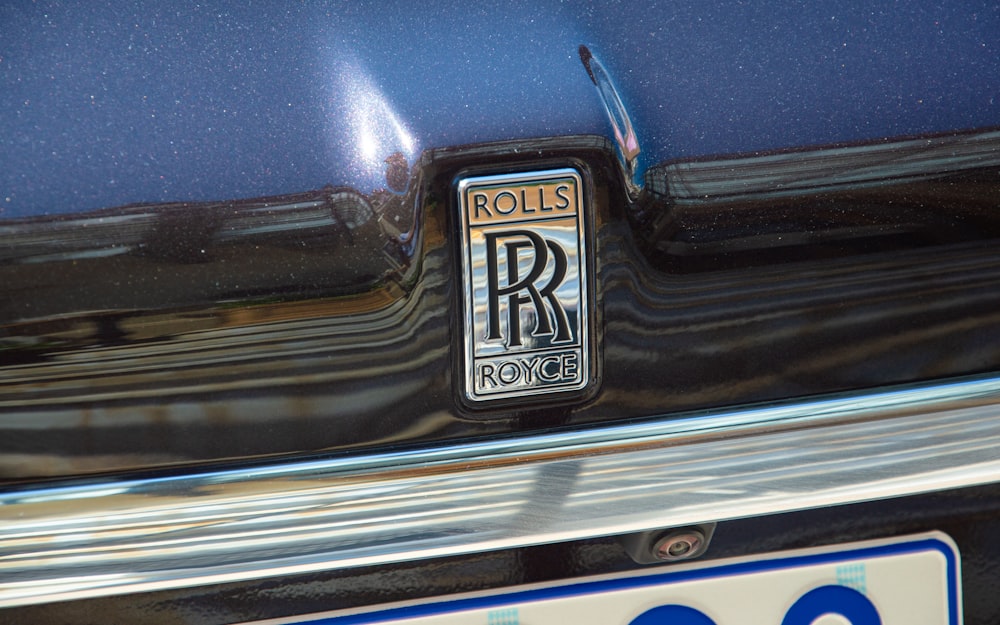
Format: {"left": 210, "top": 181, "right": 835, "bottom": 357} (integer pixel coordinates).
{"left": 554, "top": 184, "right": 571, "bottom": 209}
{"left": 473, "top": 193, "right": 492, "bottom": 219}
{"left": 476, "top": 352, "right": 580, "bottom": 388}
{"left": 498, "top": 362, "right": 521, "bottom": 384}
{"left": 494, "top": 191, "right": 518, "bottom": 215}
{"left": 520, "top": 188, "right": 536, "bottom": 213}
{"left": 479, "top": 363, "right": 497, "bottom": 388}
{"left": 537, "top": 356, "right": 560, "bottom": 382}
{"left": 519, "top": 356, "right": 541, "bottom": 381}
{"left": 560, "top": 352, "right": 578, "bottom": 381}
{"left": 539, "top": 186, "right": 554, "bottom": 211}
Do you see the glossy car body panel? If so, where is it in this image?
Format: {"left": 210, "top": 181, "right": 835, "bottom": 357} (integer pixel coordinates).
{"left": 4, "top": 129, "right": 1000, "bottom": 477}
{"left": 3, "top": 2, "right": 998, "bottom": 217}
{"left": 2, "top": 1, "right": 1000, "bottom": 623}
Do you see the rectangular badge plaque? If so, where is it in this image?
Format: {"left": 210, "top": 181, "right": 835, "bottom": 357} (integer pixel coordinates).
{"left": 457, "top": 169, "right": 590, "bottom": 403}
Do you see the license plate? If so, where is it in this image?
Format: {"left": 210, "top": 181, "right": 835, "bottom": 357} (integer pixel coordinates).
{"left": 244, "top": 532, "right": 960, "bottom": 625}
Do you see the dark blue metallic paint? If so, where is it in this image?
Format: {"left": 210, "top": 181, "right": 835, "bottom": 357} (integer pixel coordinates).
{"left": 3, "top": 2, "right": 997, "bottom": 217}
{"left": 2, "top": 2, "right": 1000, "bottom": 623}
{"left": 1, "top": 1, "right": 603, "bottom": 217}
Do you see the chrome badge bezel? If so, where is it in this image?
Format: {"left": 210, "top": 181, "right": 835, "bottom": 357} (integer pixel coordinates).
{"left": 457, "top": 168, "right": 590, "bottom": 404}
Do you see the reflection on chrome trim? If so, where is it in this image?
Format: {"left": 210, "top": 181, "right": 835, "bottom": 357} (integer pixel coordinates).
{"left": 578, "top": 45, "right": 641, "bottom": 175}
{"left": 4, "top": 376, "right": 1000, "bottom": 607}
{"left": 648, "top": 127, "right": 1000, "bottom": 205}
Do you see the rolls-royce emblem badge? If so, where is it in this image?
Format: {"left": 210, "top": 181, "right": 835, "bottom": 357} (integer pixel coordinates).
{"left": 458, "top": 169, "right": 590, "bottom": 403}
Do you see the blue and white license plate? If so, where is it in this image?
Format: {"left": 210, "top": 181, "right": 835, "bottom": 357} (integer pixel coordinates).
{"left": 244, "top": 532, "right": 961, "bottom": 625}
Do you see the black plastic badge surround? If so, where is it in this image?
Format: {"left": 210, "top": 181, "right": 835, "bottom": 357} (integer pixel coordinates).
{"left": 457, "top": 168, "right": 593, "bottom": 406}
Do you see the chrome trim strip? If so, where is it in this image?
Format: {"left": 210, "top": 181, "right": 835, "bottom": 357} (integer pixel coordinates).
{"left": 4, "top": 376, "right": 1000, "bottom": 607}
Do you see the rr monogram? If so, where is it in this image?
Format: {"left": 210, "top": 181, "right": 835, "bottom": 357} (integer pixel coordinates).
{"left": 484, "top": 230, "right": 570, "bottom": 348}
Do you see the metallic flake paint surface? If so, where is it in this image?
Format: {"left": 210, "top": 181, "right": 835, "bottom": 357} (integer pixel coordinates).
{"left": 2, "top": 2, "right": 997, "bottom": 217}
{"left": 2, "top": 3, "right": 1000, "bottom": 620}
